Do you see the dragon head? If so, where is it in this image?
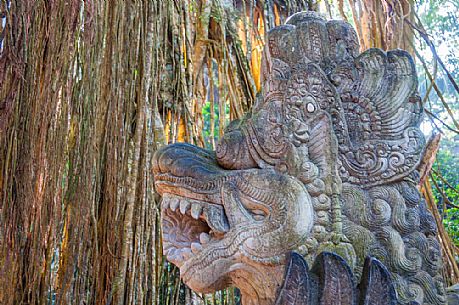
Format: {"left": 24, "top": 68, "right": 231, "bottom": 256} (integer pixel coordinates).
{"left": 153, "top": 143, "right": 313, "bottom": 301}
{"left": 152, "top": 11, "right": 446, "bottom": 305}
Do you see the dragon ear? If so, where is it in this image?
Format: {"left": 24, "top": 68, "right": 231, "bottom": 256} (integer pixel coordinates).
{"left": 352, "top": 49, "right": 421, "bottom": 141}
{"left": 336, "top": 48, "right": 425, "bottom": 186}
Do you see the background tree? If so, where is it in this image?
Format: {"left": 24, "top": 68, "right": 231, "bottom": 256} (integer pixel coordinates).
{"left": 0, "top": 0, "right": 457, "bottom": 304}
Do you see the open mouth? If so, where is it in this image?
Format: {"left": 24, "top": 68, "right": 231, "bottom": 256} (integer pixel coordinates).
{"left": 161, "top": 193, "right": 230, "bottom": 268}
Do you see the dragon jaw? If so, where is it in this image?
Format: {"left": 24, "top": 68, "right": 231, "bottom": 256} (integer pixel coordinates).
{"left": 153, "top": 143, "right": 314, "bottom": 299}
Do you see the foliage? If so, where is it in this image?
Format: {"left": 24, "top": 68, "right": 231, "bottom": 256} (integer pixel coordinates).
{"left": 431, "top": 138, "right": 459, "bottom": 245}
{"left": 416, "top": 0, "right": 459, "bottom": 248}
{"left": 416, "top": 0, "right": 459, "bottom": 131}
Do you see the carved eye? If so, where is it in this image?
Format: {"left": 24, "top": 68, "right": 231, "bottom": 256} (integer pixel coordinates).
{"left": 250, "top": 210, "right": 267, "bottom": 221}
{"left": 306, "top": 103, "right": 315, "bottom": 113}
{"left": 239, "top": 194, "right": 269, "bottom": 221}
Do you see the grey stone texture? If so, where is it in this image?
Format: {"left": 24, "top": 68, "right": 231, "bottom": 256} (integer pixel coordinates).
{"left": 152, "top": 11, "right": 446, "bottom": 305}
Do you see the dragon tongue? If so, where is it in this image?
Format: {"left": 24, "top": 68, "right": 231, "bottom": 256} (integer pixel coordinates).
{"left": 202, "top": 204, "right": 229, "bottom": 234}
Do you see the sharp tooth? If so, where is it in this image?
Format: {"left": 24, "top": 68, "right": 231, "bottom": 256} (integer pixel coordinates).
{"left": 170, "top": 197, "right": 180, "bottom": 211}
{"left": 199, "top": 232, "right": 210, "bottom": 244}
{"left": 191, "top": 242, "right": 202, "bottom": 253}
{"left": 181, "top": 248, "right": 192, "bottom": 260}
{"left": 161, "top": 197, "right": 170, "bottom": 209}
{"left": 203, "top": 204, "right": 229, "bottom": 233}
{"left": 191, "top": 203, "right": 203, "bottom": 219}
{"left": 180, "top": 200, "right": 190, "bottom": 214}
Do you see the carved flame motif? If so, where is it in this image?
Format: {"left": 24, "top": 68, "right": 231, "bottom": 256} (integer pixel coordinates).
{"left": 153, "top": 11, "right": 447, "bottom": 305}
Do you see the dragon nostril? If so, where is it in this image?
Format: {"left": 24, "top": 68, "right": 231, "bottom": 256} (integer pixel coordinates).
{"left": 160, "top": 156, "right": 174, "bottom": 170}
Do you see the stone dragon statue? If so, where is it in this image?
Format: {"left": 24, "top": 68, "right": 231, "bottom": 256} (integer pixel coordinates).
{"left": 153, "top": 11, "right": 452, "bottom": 305}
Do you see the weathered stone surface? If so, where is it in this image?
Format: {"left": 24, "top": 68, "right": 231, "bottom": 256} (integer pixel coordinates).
{"left": 153, "top": 11, "right": 446, "bottom": 305}
{"left": 154, "top": 143, "right": 311, "bottom": 304}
